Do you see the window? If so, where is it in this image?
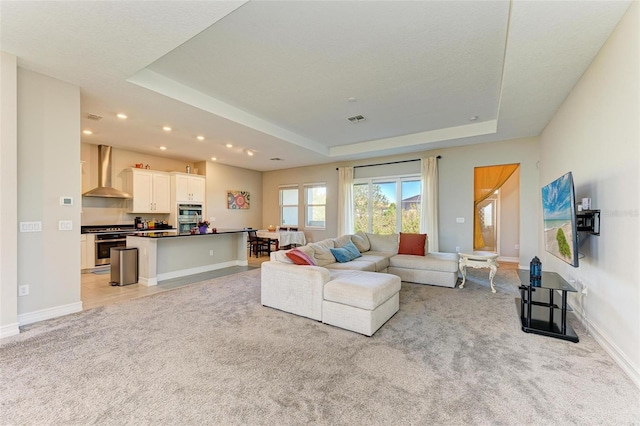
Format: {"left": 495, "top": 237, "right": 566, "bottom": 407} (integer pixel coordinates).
{"left": 305, "top": 184, "right": 326, "bottom": 229}
{"left": 279, "top": 186, "right": 298, "bottom": 227}
{"left": 354, "top": 176, "right": 420, "bottom": 234}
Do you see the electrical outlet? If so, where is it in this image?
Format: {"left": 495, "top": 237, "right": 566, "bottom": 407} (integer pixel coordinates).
{"left": 456, "top": 217, "right": 465, "bottom": 223}
{"left": 18, "top": 285, "right": 29, "bottom": 296}
{"left": 455, "top": 246, "right": 460, "bottom": 252}
{"left": 515, "top": 244, "right": 519, "bottom": 250}
{"left": 209, "top": 250, "right": 214, "bottom": 256}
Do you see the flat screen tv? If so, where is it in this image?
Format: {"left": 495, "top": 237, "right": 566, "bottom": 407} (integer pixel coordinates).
{"left": 541, "top": 171, "right": 579, "bottom": 267}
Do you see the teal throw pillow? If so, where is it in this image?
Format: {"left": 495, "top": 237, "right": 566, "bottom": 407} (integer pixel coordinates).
{"left": 330, "top": 241, "right": 362, "bottom": 263}
{"left": 342, "top": 240, "right": 362, "bottom": 259}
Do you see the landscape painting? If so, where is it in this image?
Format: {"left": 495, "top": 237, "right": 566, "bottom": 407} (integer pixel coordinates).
{"left": 541, "top": 172, "right": 577, "bottom": 266}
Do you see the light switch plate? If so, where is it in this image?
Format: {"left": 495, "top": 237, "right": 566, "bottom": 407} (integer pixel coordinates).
{"left": 456, "top": 217, "right": 465, "bottom": 223}
{"left": 20, "top": 221, "right": 42, "bottom": 232}
{"left": 59, "top": 220, "right": 73, "bottom": 231}
{"left": 60, "top": 196, "right": 73, "bottom": 206}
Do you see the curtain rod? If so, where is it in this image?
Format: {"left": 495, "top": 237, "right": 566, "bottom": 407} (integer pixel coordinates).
{"left": 336, "top": 156, "right": 441, "bottom": 171}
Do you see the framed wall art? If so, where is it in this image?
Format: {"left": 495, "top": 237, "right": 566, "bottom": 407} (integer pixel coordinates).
{"left": 227, "top": 190, "right": 250, "bottom": 209}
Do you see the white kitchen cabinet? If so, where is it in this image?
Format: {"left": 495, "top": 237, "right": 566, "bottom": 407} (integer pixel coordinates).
{"left": 125, "top": 169, "right": 171, "bottom": 213}
{"left": 171, "top": 172, "right": 205, "bottom": 203}
{"left": 81, "top": 234, "right": 87, "bottom": 270}
{"left": 81, "top": 233, "right": 95, "bottom": 270}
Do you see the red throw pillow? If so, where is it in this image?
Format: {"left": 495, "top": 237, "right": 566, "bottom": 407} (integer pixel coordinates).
{"left": 398, "top": 233, "right": 427, "bottom": 256}
{"left": 285, "top": 249, "right": 316, "bottom": 266}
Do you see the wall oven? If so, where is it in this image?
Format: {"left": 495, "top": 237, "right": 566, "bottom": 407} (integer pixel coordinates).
{"left": 177, "top": 203, "right": 203, "bottom": 234}
{"left": 95, "top": 234, "right": 128, "bottom": 266}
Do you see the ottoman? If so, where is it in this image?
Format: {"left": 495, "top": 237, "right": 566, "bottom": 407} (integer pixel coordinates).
{"left": 322, "top": 270, "right": 401, "bottom": 336}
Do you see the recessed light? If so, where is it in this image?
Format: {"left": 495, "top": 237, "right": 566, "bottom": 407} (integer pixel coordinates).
{"left": 163, "top": 126, "right": 172, "bottom": 132}
{"left": 83, "top": 130, "right": 93, "bottom": 135}
{"left": 347, "top": 97, "right": 357, "bottom": 102}
{"left": 117, "top": 113, "right": 127, "bottom": 119}
{"left": 226, "top": 143, "right": 233, "bottom": 148}
{"left": 211, "top": 157, "right": 217, "bottom": 161}
{"left": 197, "top": 136, "right": 205, "bottom": 141}
{"left": 159, "top": 146, "right": 167, "bottom": 150}
{"left": 469, "top": 116, "right": 479, "bottom": 121}
{"left": 247, "top": 151, "right": 254, "bottom": 156}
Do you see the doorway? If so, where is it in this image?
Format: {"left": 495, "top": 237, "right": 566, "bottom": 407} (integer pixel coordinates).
{"left": 473, "top": 164, "right": 520, "bottom": 259}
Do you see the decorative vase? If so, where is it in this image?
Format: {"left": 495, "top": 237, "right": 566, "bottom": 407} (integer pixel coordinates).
{"left": 199, "top": 225, "right": 208, "bottom": 234}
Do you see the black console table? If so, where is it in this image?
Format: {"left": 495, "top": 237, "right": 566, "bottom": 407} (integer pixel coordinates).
{"left": 516, "top": 269, "right": 579, "bottom": 343}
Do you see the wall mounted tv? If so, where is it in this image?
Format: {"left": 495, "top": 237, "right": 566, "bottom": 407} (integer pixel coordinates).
{"left": 541, "top": 171, "right": 579, "bottom": 267}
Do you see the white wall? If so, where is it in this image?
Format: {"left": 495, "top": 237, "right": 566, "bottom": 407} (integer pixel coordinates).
{"left": 499, "top": 168, "right": 520, "bottom": 260}
{"left": 539, "top": 2, "right": 639, "bottom": 386}
{"left": 16, "top": 69, "right": 82, "bottom": 322}
{"left": 0, "top": 52, "right": 19, "bottom": 337}
{"left": 202, "top": 161, "right": 262, "bottom": 229}
{"left": 263, "top": 136, "right": 539, "bottom": 264}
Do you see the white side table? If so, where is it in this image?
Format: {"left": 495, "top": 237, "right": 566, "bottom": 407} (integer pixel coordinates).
{"left": 458, "top": 251, "right": 499, "bottom": 293}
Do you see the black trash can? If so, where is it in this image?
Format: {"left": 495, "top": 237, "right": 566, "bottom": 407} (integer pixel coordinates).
{"left": 110, "top": 247, "right": 138, "bottom": 286}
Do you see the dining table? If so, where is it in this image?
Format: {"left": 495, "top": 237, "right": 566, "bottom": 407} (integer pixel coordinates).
{"left": 256, "top": 229, "right": 306, "bottom": 250}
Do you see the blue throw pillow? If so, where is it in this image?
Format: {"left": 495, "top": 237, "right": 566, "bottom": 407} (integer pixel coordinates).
{"left": 330, "top": 241, "right": 362, "bottom": 263}
{"left": 342, "top": 240, "right": 362, "bottom": 259}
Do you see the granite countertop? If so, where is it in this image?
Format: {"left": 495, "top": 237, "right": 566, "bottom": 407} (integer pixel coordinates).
{"left": 127, "top": 228, "right": 250, "bottom": 238}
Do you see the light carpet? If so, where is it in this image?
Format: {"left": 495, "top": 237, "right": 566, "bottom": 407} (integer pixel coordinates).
{"left": 1, "top": 267, "right": 639, "bottom": 425}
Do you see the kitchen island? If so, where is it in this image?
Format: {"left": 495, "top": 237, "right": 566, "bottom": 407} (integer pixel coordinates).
{"left": 126, "top": 229, "right": 249, "bottom": 286}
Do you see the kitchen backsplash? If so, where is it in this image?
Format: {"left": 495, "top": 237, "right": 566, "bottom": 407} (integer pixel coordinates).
{"left": 81, "top": 197, "right": 168, "bottom": 226}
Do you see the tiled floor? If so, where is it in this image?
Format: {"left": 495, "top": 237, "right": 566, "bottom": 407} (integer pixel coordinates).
{"left": 81, "top": 250, "right": 270, "bottom": 311}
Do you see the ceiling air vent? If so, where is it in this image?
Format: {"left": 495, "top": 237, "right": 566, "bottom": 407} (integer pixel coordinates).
{"left": 270, "top": 157, "right": 283, "bottom": 161}
{"left": 86, "top": 113, "right": 103, "bottom": 121}
{"left": 347, "top": 115, "right": 366, "bottom": 124}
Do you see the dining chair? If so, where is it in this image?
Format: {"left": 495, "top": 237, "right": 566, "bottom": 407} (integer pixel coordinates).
{"left": 247, "top": 230, "right": 270, "bottom": 258}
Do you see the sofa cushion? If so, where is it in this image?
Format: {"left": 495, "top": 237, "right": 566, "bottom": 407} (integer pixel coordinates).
{"left": 350, "top": 231, "right": 370, "bottom": 253}
{"left": 359, "top": 253, "right": 392, "bottom": 272}
{"left": 366, "top": 233, "right": 399, "bottom": 253}
{"left": 286, "top": 248, "right": 317, "bottom": 265}
{"left": 324, "top": 271, "right": 401, "bottom": 311}
{"left": 325, "top": 259, "right": 376, "bottom": 272}
{"left": 398, "top": 233, "right": 427, "bottom": 256}
{"left": 309, "top": 239, "right": 336, "bottom": 266}
{"left": 389, "top": 252, "right": 459, "bottom": 273}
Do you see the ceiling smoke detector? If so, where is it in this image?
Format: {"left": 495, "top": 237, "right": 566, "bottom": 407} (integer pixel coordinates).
{"left": 347, "top": 115, "right": 366, "bottom": 124}
{"left": 86, "top": 113, "right": 103, "bottom": 121}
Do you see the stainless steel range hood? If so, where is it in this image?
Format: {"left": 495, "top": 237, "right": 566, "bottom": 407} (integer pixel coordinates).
{"left": 82, "top": 145, "right": 132, "bottom": 199}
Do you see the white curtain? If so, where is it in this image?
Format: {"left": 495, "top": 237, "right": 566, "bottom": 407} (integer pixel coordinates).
{"left": 420, "top": 157, "right": 439, "bottom": 252}
{"left": 337, "top": 167, "right": 354, "bottom": 236}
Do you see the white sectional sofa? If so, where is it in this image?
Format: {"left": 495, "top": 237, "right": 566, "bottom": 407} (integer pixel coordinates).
{"left": 260, "top": 232, "right": 459, "bottom": 336}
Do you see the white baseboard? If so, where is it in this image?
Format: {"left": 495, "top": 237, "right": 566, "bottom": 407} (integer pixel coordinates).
{"left": 498, "top": 256, "right": 519, "bottom": 263}
{"left": 17, "top": 302, "right": 83, "bottom": 326}
{"left": 571, "top": 305, "right": 640, "bottom": 389}
{"left": 0, "top": 322, "right": 20, "bottom": 338}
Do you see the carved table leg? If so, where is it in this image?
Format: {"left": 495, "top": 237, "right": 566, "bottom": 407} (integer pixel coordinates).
{"left": 488, "top": 264, "right": 498, "bottom": 293}
{"left": 459, "top": 261, "right": 467, "bottom": 288}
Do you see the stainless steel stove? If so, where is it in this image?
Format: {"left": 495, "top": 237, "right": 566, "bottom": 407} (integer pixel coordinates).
{"left": 82, "top": 225, "right": 136, "bottom": 266}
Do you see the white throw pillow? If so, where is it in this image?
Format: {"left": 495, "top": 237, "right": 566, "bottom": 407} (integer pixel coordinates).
{"left": 333, "top": 234, "right": 352, "bottom": 248}
{"left": 366, "top": 233, "right": 399, "bottom": 253}
{"left": 350, "top": 231, "right": 370, "bottom": 252}
{"left": 308, "top": 239, "right": 336, "bottom": 266}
